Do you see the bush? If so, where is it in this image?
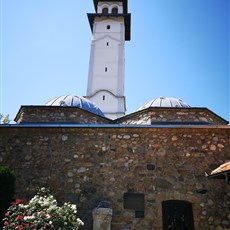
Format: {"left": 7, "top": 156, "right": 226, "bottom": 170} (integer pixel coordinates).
{"left": 0, "top": 166, "right": 15, "bottom": 229}
{"left": 2, "top": 188, "right": 84, "bottom": 229}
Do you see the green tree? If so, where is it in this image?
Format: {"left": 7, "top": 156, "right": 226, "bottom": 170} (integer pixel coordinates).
{"left": 0, "top": 114, "right": 10, "bottom": 124}
{"left": 0, "top": 166, "right": 15, "bottom": 229}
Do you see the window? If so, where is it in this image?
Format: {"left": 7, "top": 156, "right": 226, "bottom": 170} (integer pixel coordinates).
{"left": 105, "top": 67, "right": 107, "bottom": 72}
{"left": 102, "top": 7, "right": 108, "bottom": 14}
{"left": 106, "top": 42, "right": 109, "bottom": 46}
{"left": 162, "top": 200, "right": 195, "bottom": 230}
{"left": 107, "top": 25, "right": 111, "bottom": 30}
{"left": 103, "top": 95, "right": 105, "bottom": 101}
{"left": 112, "top": 7, "right": 118, "bottom": 14}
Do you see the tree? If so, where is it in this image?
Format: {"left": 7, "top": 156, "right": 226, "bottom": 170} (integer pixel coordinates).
{"left": 0, "top": 166, "right": 15, "bottom": 229}
{"left": 0, "top": 114, "right": 10, "bottom": 124}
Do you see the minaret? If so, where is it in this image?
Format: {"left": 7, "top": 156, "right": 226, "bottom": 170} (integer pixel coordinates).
{"left": 85, "top": 0, "right": 131, "bottom": 119}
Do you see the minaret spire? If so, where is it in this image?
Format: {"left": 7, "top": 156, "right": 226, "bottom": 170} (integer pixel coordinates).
{"left": 85, "top": 0, "right": 131, "bottom": 119}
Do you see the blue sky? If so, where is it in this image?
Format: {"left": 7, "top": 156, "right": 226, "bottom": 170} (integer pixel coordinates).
{"left": 0, "top": 0, "right": 229, "bottom": 122}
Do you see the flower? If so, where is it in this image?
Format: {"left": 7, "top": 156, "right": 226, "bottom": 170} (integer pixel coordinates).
{"left": 16, "top": 215, "right": 23, "bottom": 221}
{"left": 3, "top": 187, "right": 84, "bottom": 230}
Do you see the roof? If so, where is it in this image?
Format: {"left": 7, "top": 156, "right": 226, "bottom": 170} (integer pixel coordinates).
{"left": 137, "top": 97, "right": 190, "bottom": 111}
{"left": 45, "top": 95, "right": 105, "bottom": 117}
{"left": 2, "top": 123, "right": 230, "bottom": 129}
{"left": 211, "top": 162, "right": 230, "bottom": 175}
{"left": 207, "top": 162, "right": 230, "bottom": 182}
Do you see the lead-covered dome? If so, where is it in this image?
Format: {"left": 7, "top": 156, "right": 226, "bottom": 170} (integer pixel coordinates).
{"left": 137, "top": 97, "right": 190, "bottom": 111}
{"left": 45, "top": 95, "right": 105, "bottom": 117}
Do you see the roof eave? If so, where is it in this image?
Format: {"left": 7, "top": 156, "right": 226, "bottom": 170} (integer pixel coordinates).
{"left": 87, "top": 13, "right": 131, "bottom": 41}
{"left": 207, "top": 170, "right": 230, "bottom": 184}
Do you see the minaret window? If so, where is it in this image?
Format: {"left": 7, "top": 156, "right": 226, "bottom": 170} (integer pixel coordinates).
{"left": 107, "top": 25, "right": 111, "bottom": 30}
{"left": 102, "top": 7, "right": 108, "bottom": 14}
{"left": 106, "top": 42, "right": 109, "bottom": 46}
{"left": 112, "top": 7, "right": 118, "bottom": 14}
{"left": 105, "top": 67, "right": 108, "bottom": 72}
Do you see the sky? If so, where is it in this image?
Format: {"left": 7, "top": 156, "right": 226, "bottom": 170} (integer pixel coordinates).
{"left": 0, "top": 0, "right": 229, "bottom": 122}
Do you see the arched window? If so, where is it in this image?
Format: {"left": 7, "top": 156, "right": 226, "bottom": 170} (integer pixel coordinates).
{"left": 107, "top": 25, "right": 111, "bottom": 30}
{"left": 102, "top": 7, "right": 109, "bottom": 14}
{"left": 112, "top": 7, "right": 118, "bottom": 14}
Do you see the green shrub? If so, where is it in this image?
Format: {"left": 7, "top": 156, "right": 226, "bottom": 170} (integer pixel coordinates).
{"left": 3, "top": 187, "right": 84, "bottom": 229}
{"left": 0, "top": 166, "right": 15, "bottom": 229}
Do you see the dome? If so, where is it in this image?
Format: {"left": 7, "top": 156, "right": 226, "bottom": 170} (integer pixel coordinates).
{"left": 137, "top": 97, "right": 190, "bottom": 111}
{"left": 45, "top": 95, "right": 105, "bottom": 117}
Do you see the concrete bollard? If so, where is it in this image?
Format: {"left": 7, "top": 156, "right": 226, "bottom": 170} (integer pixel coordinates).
{"left": 92, "top": 201, "right": 113, "bottom": 230}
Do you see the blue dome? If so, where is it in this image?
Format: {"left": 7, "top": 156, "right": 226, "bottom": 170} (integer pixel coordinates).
{"left": 137, "top": 97, "right": 190, "bottom": 111}
{"left": 45, "top": 95, "right": 105, "bottom": 117}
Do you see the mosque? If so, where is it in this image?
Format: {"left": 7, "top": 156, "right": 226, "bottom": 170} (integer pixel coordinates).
{"left": 0, "top": 0, "right": 230, "bottom": 229}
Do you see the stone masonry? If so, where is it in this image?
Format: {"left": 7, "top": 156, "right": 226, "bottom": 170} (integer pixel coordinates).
{"left": 117, "top": 108, "right": 228, "bottom": 125}
{"left": 15, "top": 106, "right": 111, "bottom": 124}
{"left": 0, "top": 125, "right": 229, "bottom": 229}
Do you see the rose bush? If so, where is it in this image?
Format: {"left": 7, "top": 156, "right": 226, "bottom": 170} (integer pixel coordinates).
{"left": 3, "top": 188, "right": 83, "bottom": 230}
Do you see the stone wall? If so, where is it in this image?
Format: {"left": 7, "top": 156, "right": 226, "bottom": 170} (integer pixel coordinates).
{"left": 117, "top": 108, "right": 228, "bottom": 125}
{"left": 15, "top": 106, "right": 111, "bottom": 124}
{"left": 0, "top": 126, "right": 229, "bottom": 229}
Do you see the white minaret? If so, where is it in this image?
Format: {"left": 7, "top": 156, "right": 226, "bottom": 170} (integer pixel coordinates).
{"left": 85, "top": 0, "right": 131, "bottom": 119}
